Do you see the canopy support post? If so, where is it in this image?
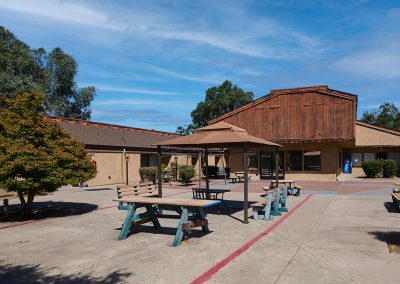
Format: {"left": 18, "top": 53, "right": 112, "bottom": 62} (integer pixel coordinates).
{"left": 205, "top": 148, "right": 210, "bottom": 198}
{"left": 157, "top": 146, "right": 162, "bottom": 198}
{"left": 243, "top": 143, "right": 249, "bottom": 224}
{"left": 275, "top": 148, "right": 279, "bottom": 188}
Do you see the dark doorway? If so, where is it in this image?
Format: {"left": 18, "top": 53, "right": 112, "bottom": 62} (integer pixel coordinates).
{"left": 260, "top": 152, "right": 284, "bottom": 179}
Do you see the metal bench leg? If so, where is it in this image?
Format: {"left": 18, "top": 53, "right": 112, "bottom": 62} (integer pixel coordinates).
{"left": 118, "top": 203, "right": 136, "bottom": 240}
{"left": 264, "top": 191, "right": 273, "bottom": 220}
{"left": 279, "top": 186, "right": 288, "bottom": 212}
{"left": 173, "top": 207, "right": 189, "bottom": 247}
{"left": 196, "top": 207, "right": 210, "bottom": 233}
{"left": 145, "top": 205, "right": 161, "bottom": 228}
{"left": 271, "top": 188, "right": 282, "bottom": 216}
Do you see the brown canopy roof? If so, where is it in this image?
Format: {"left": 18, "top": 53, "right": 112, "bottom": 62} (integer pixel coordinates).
{"left": 154, "top": 122, "right": 282, "bottom": 148}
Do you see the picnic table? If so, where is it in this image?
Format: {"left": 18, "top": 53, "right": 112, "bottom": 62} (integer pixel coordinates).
{"left": 114, "top": 197, "right": 221, "bottom": 247}
{"left": 230, "top": 171, "right": 252, "bottom": 183}
{"left": 270, "top": 180, "right": 301, "bottom": 196}
{"left": 192, "top": 188, "right": 231, "bottom": 212}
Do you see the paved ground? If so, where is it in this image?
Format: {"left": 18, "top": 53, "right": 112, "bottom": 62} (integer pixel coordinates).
{"left": 0, "top": 180, "right": 399, "bottom": 283}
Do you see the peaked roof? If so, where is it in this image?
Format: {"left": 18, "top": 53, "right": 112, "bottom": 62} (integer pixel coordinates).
{"left": 154, "top": 121, "right": 281, "bottom": 148}
{"left": 209, "top": 85, "right": 358, "bottom": 124}
{"left": 46, "top": 116, "right": 180, "bottom": 150}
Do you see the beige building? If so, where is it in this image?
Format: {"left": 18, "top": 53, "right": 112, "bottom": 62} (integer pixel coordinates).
{"left": 53, "top": 117, "right": 221, "bottom": 186}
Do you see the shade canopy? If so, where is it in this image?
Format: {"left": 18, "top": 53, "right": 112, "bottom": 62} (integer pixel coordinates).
{"left": 154, "top": 122, "right": 282, "bottom": 149}
{"left": 154, "top": 122, "right": 283, "bottom": 224}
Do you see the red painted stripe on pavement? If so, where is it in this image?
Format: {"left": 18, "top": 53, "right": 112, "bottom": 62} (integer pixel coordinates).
{"left": 191, "top": 194, "right": 314, "bottom": 284}
{"left": 0, "top": 219, "right": 45, "bottom": 230}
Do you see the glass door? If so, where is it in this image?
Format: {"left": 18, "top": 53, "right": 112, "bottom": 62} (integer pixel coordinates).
{"left": 260, "top": 152, "right": 284, "bottom": 179}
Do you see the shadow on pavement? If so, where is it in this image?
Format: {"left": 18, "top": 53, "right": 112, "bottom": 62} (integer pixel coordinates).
{"left": 0, "top": 201, "right": 98, "bottom": 223}
{"left": 0, "top": 261, "right": 131, "bottom": 284}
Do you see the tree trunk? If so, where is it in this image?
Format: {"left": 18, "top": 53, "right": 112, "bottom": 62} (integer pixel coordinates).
{"left": 17, "top": 190, "right": 35, "bottom": 217}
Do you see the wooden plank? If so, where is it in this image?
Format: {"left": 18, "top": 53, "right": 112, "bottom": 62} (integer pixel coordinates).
{"left": 220, "top": 89, "right": 356, "bottom": 142}
{"left": 114, "top": 197, "right": 221, "bottom": 208}
{"left": 181, "top": 219, "right": 208, "bottom": 230}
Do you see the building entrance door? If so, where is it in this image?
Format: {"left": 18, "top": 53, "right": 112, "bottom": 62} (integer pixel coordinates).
{"left": 260, "top": 152, "right": 284, "bottom": 179}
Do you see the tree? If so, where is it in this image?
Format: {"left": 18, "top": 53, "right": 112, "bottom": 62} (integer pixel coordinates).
{"left": 0, "top": 92, "right": 96, "bottom": 216}
{"left": 361, "top": 102, "right": 400, "bottom": 131}
{"left": 177, "top": 80, "right": 253, "bottom": 134}
{"left": 0, "top": 26, "right": 95, "bottom": 120}
{"left": 44, "top": 48, "right": 95, "bottom": 120}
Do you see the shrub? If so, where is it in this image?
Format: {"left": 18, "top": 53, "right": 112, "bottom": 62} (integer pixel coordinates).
{"left": 362, "top": 160, "right": 382, "bottom": 178}
{"left": 179, "top": 165, "right": 195, "bottom": 183}
{"left": 381, "top": 160, "right": 397, "bottom": 178}
{"left": 202, "top": 166, "right": 219, "bottom": 178}
{"left": 139, "top": 167, "right": 157, "bottom": 184}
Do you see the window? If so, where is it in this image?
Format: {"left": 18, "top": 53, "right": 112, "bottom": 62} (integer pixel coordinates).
{"left": 248, "top": 154, "right": 259, "bottom": 169}
{"left": 376, "top": 152, "right": 388, "bottom": 160}
{"left": 304, "top": 150, "right": 321, "bottom": 171}
{"left": 286, "top": 151, "right": 302, "bottom": 171}
{"left": 140, "top": 154, "right": 157, "bottom": 167}
{"left": 338, "top": 151, "right": 342, "bottom": 168}
{"left": 351, "top": 153, "right": 362, "bottom": 167}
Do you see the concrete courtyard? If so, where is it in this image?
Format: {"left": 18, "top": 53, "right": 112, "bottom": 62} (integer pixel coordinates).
{"left": 1, "top": 180, "right": 400, "bottom": 284}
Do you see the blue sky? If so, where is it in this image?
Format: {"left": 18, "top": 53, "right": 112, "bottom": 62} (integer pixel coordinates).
{"left": 1, "top": 0, "right": 399, "bottom": 132}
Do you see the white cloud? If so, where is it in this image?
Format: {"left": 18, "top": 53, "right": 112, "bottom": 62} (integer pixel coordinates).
{"left": 93, "top": 84, "right": 181, "bottom": 96}
{"left": 0, "top": 0, "right": 123, "bottom": 30}
{"left": 140, "top": 64, "right": 221, "bottom": 84}
{"left": 93, "top": 98, "right": 192, "bottom": 109}
{"left": 333, "top": 44, "right": 400, "bottom": 79}
{"left": 0, "top": 0, "right": 319, "bottom": 59}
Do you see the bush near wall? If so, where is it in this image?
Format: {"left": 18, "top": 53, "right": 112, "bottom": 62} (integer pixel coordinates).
{"left": 179, "top": 165, "right": 195, "bottom": 183}
{"left": 139, "top": 167, "right": 157, "bottom": 184}
{"left": 202, "top": 166, "right": 219, "bottom": 178}
{"left": 381, "top": 160, "right": 397, "bottom": 178}
{"left": 362, "top": 160, "right": 397, "bottom": 178}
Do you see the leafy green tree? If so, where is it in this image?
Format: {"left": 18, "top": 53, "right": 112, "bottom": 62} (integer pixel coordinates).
{"left": 0, "top": 92, "right": 96, "bottom": 216}
{"left": 0, "top": 26, "right": 95, "bottom": 120}
{"left": 177, "top": 80, "right": 253, "bottom": 134}
{"left": 361, "top": 102, "right": 400, "bottom": 131}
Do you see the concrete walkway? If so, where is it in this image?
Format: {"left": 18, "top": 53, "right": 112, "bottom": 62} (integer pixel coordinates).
{"left": 0, "top": 182, "right": 399, "bottom": 283}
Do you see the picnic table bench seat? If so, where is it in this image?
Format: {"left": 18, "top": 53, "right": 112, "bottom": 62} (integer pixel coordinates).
{"left": 115, "top": 182, "right": 158, "bottom": 210}
{"left": 392, "top": 192, "right": 400, "bottom": 211}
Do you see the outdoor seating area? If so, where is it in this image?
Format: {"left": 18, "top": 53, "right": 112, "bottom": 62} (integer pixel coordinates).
{"left": 2, "top": 179, "right": 400, "bottom": 283}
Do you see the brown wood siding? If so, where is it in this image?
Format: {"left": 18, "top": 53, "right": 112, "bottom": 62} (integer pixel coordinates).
{"left": 219, "top": 91, "right": 356, "bottom": 142}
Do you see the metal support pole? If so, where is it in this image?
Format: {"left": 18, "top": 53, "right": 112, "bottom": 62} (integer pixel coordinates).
{"left": 157, "top": 146, "right": 162, "bottom": 198}
{"left": 125, "top": 155, "right": 129, "bottom": 185}
{"left": 198, "top": 152, "right": 202, "bottom": 189}
{"left": 243, "top": 143, "right": 249, "bottom": 224}
{"left": 275, "top": 148, "right": 279, "bottom": 187}
{"left": 205, "top": 148, "right": 209, "bottom": 198}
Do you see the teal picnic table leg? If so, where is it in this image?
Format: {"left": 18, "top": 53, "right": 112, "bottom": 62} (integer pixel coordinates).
{"left": 271, "top": 187, "right": 282, "bottom": 216}
{"left": 118, "top": 203, "right": 136, "bottom": 240}
{"left": 264, "top": 190, "right": 273, "bottom": 220}
{"left": 279, "top": 186, "right": 288, "bottom": 212}
{"left": 172, "top": 207, "right": 189, "bottom": 247}
{"left": 145, "top": 205, "right": 161, "bottom": 228}
{"left": 195, "top": 207, "right": 209, "bottom": 233}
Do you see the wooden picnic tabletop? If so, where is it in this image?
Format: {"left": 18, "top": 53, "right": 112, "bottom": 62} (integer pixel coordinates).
{"left": 271, "top": 179, "right": 295, "bottom": 184}
{"left": 114, "top": 197, "right": 221, "bottom": 207}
